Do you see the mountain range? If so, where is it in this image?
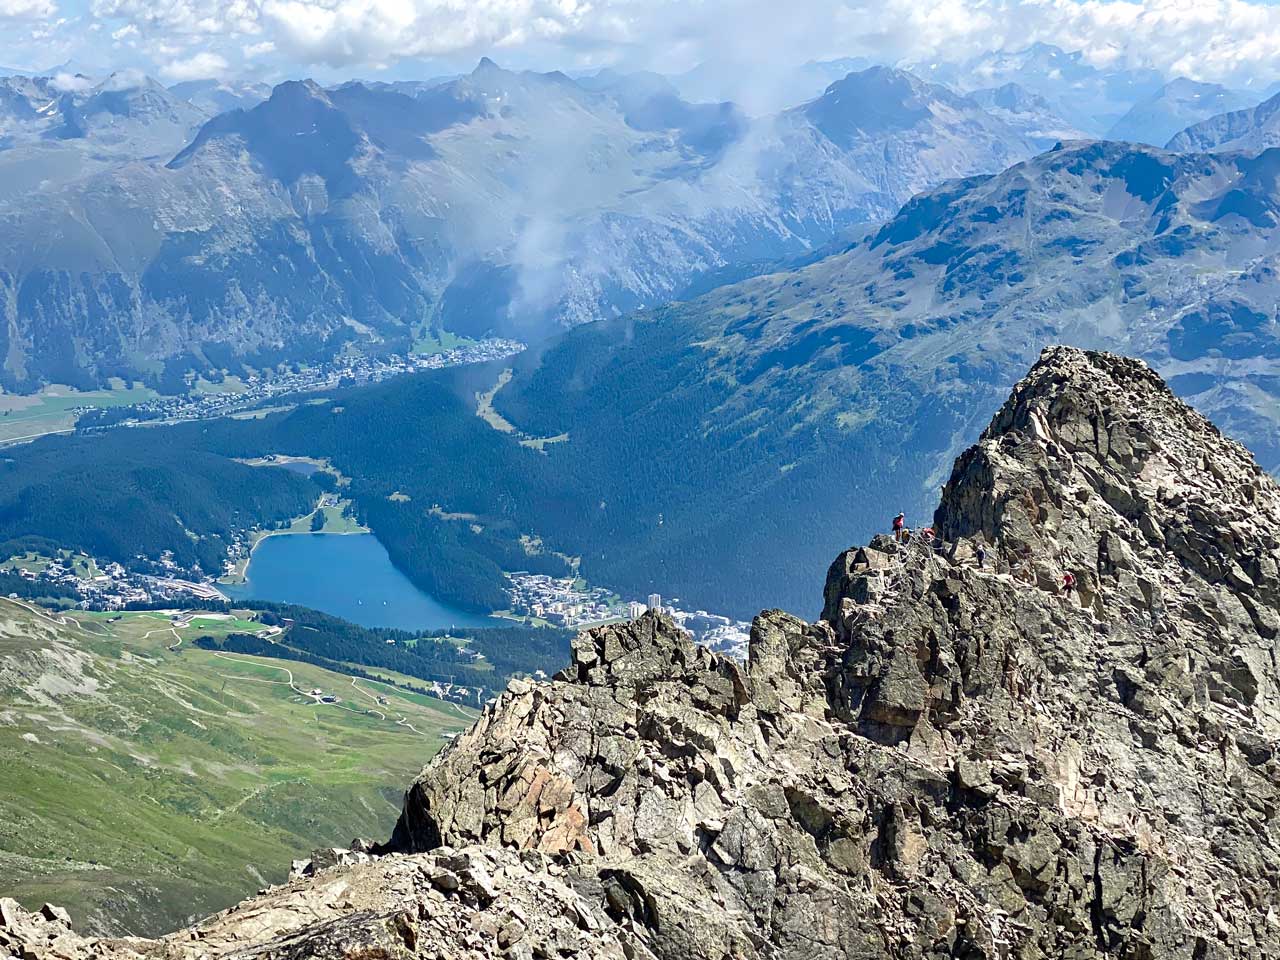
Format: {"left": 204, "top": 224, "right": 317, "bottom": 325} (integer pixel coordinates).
{"left": 0, "top": 72, "right": 207, "bottom": 156}
{"left": 0, "top": 72, "right": 209, "bottom": 211}
{"left": 967, "top": 83, "right": 1085, "bottom": 149}
{"left": 4, "top": 44, "right": 1280, "bottom": 393}
{"left": 0, "top": 60, "right": 1040, "bottom": 389}
{"left": 476, "top": 138, "right": 1280, "bottom": 615}
{"left": 909, "top": 41, "right": 1167, "bottom": 135}
{"left": 6, "top": 345, "right": 1278, "bottom": 955}
{"left": 1166, "top": 88, "right": 1280, "bottom": 153}
{"left": 166, "top": 78, "right": 272, "bottom": 115}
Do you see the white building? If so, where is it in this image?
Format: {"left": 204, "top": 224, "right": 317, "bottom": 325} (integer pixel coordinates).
{"left": 628, "top": 601, "right": 646, "bottom": 620}
{"left": 647, "top": 593, "right": 662, "bottom": 612}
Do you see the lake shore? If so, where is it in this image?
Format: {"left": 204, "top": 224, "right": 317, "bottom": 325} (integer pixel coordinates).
{"left": 224, "top": 532, "right": 496, "bottom": 631}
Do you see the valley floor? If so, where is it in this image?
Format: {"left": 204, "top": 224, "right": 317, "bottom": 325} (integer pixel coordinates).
{"left": 0, "top": 600, "right": 471, "bottom": 936}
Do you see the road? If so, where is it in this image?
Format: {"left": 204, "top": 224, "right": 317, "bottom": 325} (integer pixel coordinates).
{"left": 348, "top": 677, "right": 424, "bottom": 735}
{"left": 0, "top": 426, "right": 76, "bottom": 446}
{"left": 212, "top": 652, "right": 431, "bottom": 738}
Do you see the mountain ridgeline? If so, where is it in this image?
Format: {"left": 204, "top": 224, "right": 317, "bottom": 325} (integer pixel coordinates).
{"left": 1106, "top": 78, "right": 1253, "bottom": 147}
{"left": 0, "top": 61, "right": 1040, "bottom": 389}
{"left": 7, "top": 347, "right": 1279, "bottom": 958}
{"left": 466, "top": 137, "right": 1280, "bottom": 612}
{"left": 908, "top": 41, "right": 1167, "bottom": 134}
{"left": 0, "top": 134, "right": 1277, "bottom": 624}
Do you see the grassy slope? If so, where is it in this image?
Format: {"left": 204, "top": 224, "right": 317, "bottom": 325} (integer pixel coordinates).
{"left": 0, "top": 600, "right": 472, "bottom": 937}
{"left": 0, "top": 383, "right": 157, "bottom": 444}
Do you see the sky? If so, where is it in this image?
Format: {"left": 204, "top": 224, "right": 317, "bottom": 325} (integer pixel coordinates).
{"left": 5, "top": 0, "right": 1280, "bottom": 90}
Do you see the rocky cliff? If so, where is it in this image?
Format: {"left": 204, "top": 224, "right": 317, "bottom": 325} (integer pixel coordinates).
{"left": 5, "top": 346, "right": 1279, "bottom": 958}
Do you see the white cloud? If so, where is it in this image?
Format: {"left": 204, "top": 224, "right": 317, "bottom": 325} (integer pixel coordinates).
{"left": 100, "top": 66, "right": 149, "bottom": 89}
{"left": 160, "top": 50, "right": 230, "bottom": 79}
{"left": 58, "top": 0, "right": 1280, "bottom": 88}
{"left": 90, "top": 0, "right": 263, "bottom": 37}
{"left": 253, "top": 0, "right": 603, "bottom": 66}
{"left": 997, "top": 0, "right": 1280, "bottom": 83}
{"left": 50, "top": 71, "right": 94, "bottom": 91}
{"left": 0, "top": 0, "right": 55, "bottom": 19}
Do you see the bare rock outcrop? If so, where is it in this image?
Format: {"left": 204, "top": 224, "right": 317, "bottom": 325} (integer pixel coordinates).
{"left": 5, "top": 347, "right": 1278, "bottom": 959}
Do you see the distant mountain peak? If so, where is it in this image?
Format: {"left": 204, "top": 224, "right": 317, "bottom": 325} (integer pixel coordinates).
{"left": 802, "top": 67, "right": 946, "bottom": 143}
{"left": 1167, "top": 89, "right": 1280, "bottom": 153}
{"left": 800, "top": 66, "right": 1016, "bottom": 149}
{"left": 96, "top": 70, "right": 163, "bottom": 92}
{"left": 820, "top": 64, "right": 928, "bottom": 96}
{"left": 1108, "top": 77, "right": 1252, "bottom": 146}
{"left": 978, "top": 81, "right": 1048, "bottom": 109}
{"left": 269, "top": 78, "right": 330, "bottom": 103}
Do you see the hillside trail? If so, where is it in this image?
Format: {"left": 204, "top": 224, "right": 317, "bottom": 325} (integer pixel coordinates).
{"left": 350, "top": 677, "right": 427, "bottom": 736}
{"left": 213, "top": 651, "right": 430, "bottom": 738}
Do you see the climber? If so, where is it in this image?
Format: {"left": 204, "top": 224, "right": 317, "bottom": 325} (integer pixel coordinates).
{"left": 1062, "top": 571, "right": 1077, "bottom": 595}
{"left": 892, "top": 512, "right": 906, "bottom": 542}
{"left": 975, "top": 545, "right": 987, "bottom": 569}
{"left": 920, "top": 526, "right": 934, "bottom": 543}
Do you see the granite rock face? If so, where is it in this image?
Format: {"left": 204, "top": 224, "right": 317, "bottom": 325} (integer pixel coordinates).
{"left": 5, "top": 346, "right": 1278, "bottom": 958}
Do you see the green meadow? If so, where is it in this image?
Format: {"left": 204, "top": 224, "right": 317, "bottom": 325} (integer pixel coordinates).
{"left": 0, "top": 601, "right": 471, "bottom": 936}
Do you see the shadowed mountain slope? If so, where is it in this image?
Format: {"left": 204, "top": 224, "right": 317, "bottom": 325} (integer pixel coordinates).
{"left": 0, "top": 62, "right": 1035, "bottom": 388}
{"left": 7, "top": 346, "right": 1278, "bottom": 959}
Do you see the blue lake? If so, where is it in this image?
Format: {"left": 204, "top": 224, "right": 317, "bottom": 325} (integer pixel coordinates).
{"left": 225, "top": 533, "right": 496, "bottom": 631}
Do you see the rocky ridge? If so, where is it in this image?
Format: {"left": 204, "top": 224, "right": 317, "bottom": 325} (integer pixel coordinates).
{"left": 4, "top": 346, "right": 1278, "bottom": 958}
{"left": 1166, "top": 90, "right": 1280, "bottom": 153}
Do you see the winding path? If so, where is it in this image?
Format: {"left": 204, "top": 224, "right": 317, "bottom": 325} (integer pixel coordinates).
{"left": 2, "top": 597, "right": 444, "bottom": 741}
{"left": 212, "top": 652, "right": 431, "bottom": 738}
{"left": 349, "top": 677, "right": 424, "bottom": 735}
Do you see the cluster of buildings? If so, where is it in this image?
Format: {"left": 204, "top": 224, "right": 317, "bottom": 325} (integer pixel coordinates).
{"left": 670, "top": 611, "right": 751, "bottom": 660}
{"left": 86, "top": 339, "right": 525, "bottom": 428}
{"left": 6, "top": 552, "right": 228, "bottom": 611}
{"left": 504, "top": 573, "right": 620, "bottom": 627}
{"left": 505, "top": 574, "right": 752, "bottom": 659}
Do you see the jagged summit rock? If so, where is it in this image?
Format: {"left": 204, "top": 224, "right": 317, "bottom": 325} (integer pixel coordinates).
{"left": 936, "top": 346, "right": 1278, "bottom": 625}
{"left": 5, "top": 347, "right": 1278, "bottom": 958}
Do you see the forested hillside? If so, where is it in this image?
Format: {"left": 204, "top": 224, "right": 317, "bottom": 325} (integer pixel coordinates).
{"left": 0, "top": 431, "right": 317, "bottom": 574}
{"left": 8, "top": 143, "right": 1279, "bottom": 620}
{"left": 201, "top": 602, "right": 572, "bottom": 699}
{"left": 3, "top": 358, "right": 882, "bottom": 617}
